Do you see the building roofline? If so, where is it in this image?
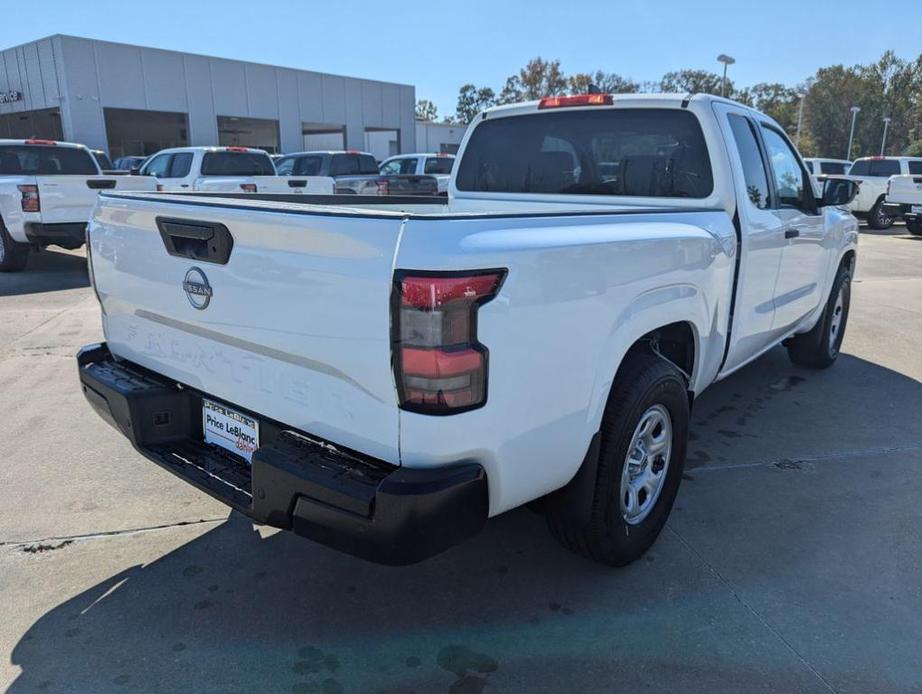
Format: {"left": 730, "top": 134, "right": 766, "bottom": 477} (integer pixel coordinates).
{"left": 4, "top": 34, "right": 415, "bottom": 90}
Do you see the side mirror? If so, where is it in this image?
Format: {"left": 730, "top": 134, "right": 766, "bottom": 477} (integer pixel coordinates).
{"left": 821, "top": 178, "right": 859, "bottom": 207}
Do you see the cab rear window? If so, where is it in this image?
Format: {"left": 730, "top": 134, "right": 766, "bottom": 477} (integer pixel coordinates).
{"left": 0, "top": 145, "right": 98, "bottom": 175}
{"left": 819, "top": 162, "right": 848, "bottom": 175}
{"left": 424, "top": 157, "right": 454, "bottom": 174}
{"left": 849, "top": 159, "right": 900, "bottom": 177}
{"left": 201, "top": 151, "right": 274, "bottom": 176}
{"left": 455, "top": 108, "right": 713, "bottom": 198}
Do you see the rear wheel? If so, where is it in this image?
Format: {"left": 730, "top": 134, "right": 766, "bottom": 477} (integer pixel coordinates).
{"left": 866, "top": 198, "right": 895, "bottom": 230}
{"left": 787, "top": 262, "right": 851, "bottom": 369}
{"left": 546, "top": 352, "right": 688, "bottom": 566}
{"left": 0, "top": 220, "right": 29, "bottom": 272}
{"left": 906, "top": 217, "right": 922, "bottom": 236}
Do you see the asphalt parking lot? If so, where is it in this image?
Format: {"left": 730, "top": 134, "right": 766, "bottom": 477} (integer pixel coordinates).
{"left": 1, "top": 226, "right": 920, "bottom": 694}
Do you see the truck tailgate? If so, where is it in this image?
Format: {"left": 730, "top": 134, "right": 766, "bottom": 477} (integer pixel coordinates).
{"left": 37, "top": 174, "right": 157, "bottom": 223}
{"left": 88, "top": 195, "right": 403, "bottom": 463}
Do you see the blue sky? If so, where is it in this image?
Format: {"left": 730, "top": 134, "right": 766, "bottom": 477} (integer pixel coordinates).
{"left": 3, "top": 0, "right": 920, "bottom": 118}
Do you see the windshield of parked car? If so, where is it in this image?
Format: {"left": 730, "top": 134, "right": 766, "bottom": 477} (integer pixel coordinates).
{"left": 455, "top": 108, "right": 713, "bottom": 198}
{"left": 0, "top": 145, "right": 99, "bottom": 175}
{"left": 201, "top": 151, "right": 275, "bottom": 176}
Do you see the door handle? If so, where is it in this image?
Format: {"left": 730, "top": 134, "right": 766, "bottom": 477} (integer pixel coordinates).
{"left": 180, "top": 184, "right": 190, "bottom": 188}
{"left": 784, "top": 228, "right": 800, "bottom": 239}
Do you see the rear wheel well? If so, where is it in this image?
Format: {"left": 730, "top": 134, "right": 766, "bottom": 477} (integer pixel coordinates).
{"left": 622, "top": 322, "right": 696, "bottom": 387}
{"left": 841, "top": 250, "right": 856, "bottom": 274}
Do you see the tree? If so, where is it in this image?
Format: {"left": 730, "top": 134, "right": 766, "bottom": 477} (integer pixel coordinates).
{"left": 659, "top": 69, "right": 731, "bottom": 97}
{"left": 567, "top": 70, "right": 638, "bottom": 95}
{"left": 415, "top": 99, "right": 438, "bottom": 122}
{"left": 737, "top": 82, "right": 803, "bottom": 137}
{"left": 454, "top": 84, "right": 496, "bottom": 124}
{"left": 496, "top": 57, "right": 568, "bottom": 104}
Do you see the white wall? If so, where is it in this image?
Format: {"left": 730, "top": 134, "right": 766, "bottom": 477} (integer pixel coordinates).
{"left": 0, "top": 35, "right": 416, "bottom": 155}
{"left": 416, "top": 121, "right": 468, "bottom": 153}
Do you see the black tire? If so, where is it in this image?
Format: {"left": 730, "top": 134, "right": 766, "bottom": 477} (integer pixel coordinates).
{"left": 0, "top": 219, "right": 29, "bottom": 272}
{"left": 866, "top": 198, "right": 895, "bottom": 230}
{"left": 906, "top": 218, "right": 922, "bottom": 236}
{"left": 546, "top": 352, "right": 688, "bottom": 566}
{"left": 787, "top": 262, "right": 851, "bottom": 369}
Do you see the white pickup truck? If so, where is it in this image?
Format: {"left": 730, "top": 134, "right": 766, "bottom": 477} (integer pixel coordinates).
{"left": 139, "top": 146, "right": 334, "bottom": 195}
{"left": 840, "top": 156, "right": 922, "bottom": 229}
{"left": 378, "top": 152, "right": 456, "bottom": 194}
{"left": 882, "top": 174, "right": 922, "bottom": 235}
{"left": 77, "top": 94, "right": 859, "bottom": 566}
{"left": 0, "top": 138, "right": 158, "bottom": 272}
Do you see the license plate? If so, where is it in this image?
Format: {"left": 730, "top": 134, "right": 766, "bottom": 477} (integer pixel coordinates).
{"left": 202, "top": 399, "right": 259, "bottom": 463}
{"left": 911, "top": 205, "right": 922, "bottom": 214}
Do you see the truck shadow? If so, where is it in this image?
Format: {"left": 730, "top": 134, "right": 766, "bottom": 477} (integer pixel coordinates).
{"left": 0, "top": 248, "right": 89, "bottom": 297}
{"left": 8, "top": 350, "right": 922, "bottom": 693}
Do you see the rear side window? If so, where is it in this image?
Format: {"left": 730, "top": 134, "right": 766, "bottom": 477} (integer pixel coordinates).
{"left": 330, "top": 154, "right": 359, "bottom": 176}
{"left": 92, "top": 151, "right": 113, "bottom": 170}
{"left": 908, "top": 161, "right": 922, "bottom": 175}
{"left": 819, "top": 161, "right": 848, "bottom": 175}
{"left": 169, "top": 152, "right": 193, "bottom": 178}
{"left": 358, "top": 155, "right": 379, "bottom": 174}
{"left": 424, "top": 157, "right": 454, "bottom": 174}
{"left": 0, "top": 145, "right": 98, "bottom": 175}
{"left": 455, "top": 108, "right": 713, "bottom": 197}
{"left": 201, "top": 151, "right": 275, "bottom": 176}
{"left": 727, "top": 114, "right": 770, "bottom": 210}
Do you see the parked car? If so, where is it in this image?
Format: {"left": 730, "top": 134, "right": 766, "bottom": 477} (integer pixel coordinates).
{"left": 0, "top": 138, "right": 158, "bottom": 272}
{"left": 803, "top": 158, "right": 851, "bottom": 177}
{"left": 379, "top": 153, "right": 455, "bottom": 194}
{"left": 275, "top": 150, "right": 438, "bottom": 195}
{"left": 840, "top": 156, "right": 922, "bottom": 229}
{"left": 113, "top": 155, "right": 147, "bottom": 172}
{"left": 882, "top": 174, "right": 922, "bottom": 235}
{"left": 89, "top": 149, "right": 115, "bottom": 173}
{"left": 138, "top": 146, "right": 334, "bottom": 195}
{"left": 77, "top": 93, "right": 859, "bottom": 566}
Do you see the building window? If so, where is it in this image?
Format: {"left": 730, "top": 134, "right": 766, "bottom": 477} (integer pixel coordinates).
{"left": 104, "top": 108, "right": 189, "bottom": 159}
{"left": 217, "top": 116, "right": 280, "bottom": 154}
{"left": 0, "top": 108, "right": 64, "bottom": 140}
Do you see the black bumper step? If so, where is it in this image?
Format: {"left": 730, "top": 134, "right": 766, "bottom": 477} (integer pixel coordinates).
{"left": 77, "top": 343, "right": 488, "bottom": 565}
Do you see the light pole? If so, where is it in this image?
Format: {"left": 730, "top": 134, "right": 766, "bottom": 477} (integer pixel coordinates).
{"left": 795, "top": 93, "right": 806, "bottom": 148}
{"left": 717, "top": 54, "right": 735, "bottom": 98}
{"left": 846, "top": 106, "right": 861, "bottom": 160}
{"left": 880, "top": 116, "right": 891, "bottom": 156}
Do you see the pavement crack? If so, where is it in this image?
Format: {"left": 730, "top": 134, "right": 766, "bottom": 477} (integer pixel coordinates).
{"left": 0, "top": 516, "right": 228, "bottom": 549}
{"left": 667, "top": 524, "right": 839, "bottom": 693}
{"left": 692, "top": 443, "right": 922, "bottom": 472}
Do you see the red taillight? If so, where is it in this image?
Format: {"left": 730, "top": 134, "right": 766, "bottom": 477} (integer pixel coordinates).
{"left": 393, "top": 270, "right": 506, "bottom": 414}
{"left": 17, "top": 184, "right": 39, "bottom": 212}
{"left": 25, "top": 138, "right": 56, "bottom": 146}
{"left": 226, "top": 146, "right": 248, "bottom": 152}
{"left": 538, "top": 93, "right": 613, "bottom": 109}
{"left": 240, "top": 183, "right": 257, "bottom": 192}
{"left": 156, "top": 183, "right": 164, "bottom": 192}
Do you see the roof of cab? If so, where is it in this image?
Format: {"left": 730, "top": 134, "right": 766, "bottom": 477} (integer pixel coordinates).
{"left": 479, "top": 92, "right": 752, "bottom": 119}
{"left": 0, "top": 138, "right": 85, "bottom": 148}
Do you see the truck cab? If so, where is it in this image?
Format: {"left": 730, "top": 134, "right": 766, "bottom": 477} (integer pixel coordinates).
{"left": 843, "top": 156, "right": 922, "bottom": 229}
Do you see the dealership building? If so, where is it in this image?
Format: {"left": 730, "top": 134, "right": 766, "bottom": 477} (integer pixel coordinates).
{"left": 0, "top": 35, "right": 466, "bottom": 161}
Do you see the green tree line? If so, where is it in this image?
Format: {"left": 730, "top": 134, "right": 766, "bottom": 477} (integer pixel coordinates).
{"left": 416, "top": 53, "right": 922, "bottom": 158}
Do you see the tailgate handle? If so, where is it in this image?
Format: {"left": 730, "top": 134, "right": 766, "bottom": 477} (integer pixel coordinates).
{"left": 288, "top": 179, "right": 308, "bottom": 188}
{"left": 87, "top": 179, "right": 117, "bottom": 190}
{"left": 156, "top": 217, "right": 234, "bottom": 265}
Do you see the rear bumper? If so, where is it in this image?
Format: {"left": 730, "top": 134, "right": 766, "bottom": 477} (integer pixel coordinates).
{"left": 76, "top": 343, "right": 488, "bottom": 565}
{"left": 24, "top": 222, "right": 87, "bottom": 248}
{"left": 881, "top": 202, "right": 919, "bottom": 218}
